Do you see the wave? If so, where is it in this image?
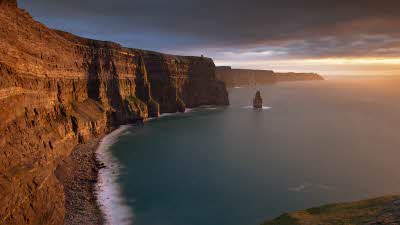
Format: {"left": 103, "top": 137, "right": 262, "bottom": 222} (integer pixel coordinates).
{"left": 148, "top": 105, "right": 223, "bottom": 121}
{"left": 241, "top": 105, "right": 272, "bottom": 110}
{"left": 288, "top": 182, "right": 334, "bottom": 192}
{"left": 188, "top": 105, "right": 222, "bottom": 111}
{"left": 96, "top": 125, "right": 134, "bottom": 225}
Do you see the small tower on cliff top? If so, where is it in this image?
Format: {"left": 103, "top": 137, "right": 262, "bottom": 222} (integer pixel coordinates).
{"left": 253, "top": 91, "right": 263, "bottom": 109}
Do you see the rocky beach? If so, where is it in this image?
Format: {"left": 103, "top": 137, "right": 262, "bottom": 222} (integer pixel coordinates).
{"left": 56, "top": 138, "right": 105, "bottom": 225}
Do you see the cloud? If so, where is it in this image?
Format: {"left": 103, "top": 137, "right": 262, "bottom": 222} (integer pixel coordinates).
{"left": 18, "top": 0, "right": 400, "bottom": 74}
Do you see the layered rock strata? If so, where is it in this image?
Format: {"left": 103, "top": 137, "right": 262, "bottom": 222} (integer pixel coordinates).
{"left": 216, "top": 66, "right": 324, "bottom": 87}
{"left": 0, "top": 2, "right": 228, "bottom": 225}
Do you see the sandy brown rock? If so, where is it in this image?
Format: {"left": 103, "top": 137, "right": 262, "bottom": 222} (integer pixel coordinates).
{"left": 0, "top": 3, "right": 228, "bottom": 225}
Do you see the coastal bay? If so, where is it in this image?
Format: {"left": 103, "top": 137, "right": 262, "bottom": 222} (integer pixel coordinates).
{"left": 96, "top": 77, "right": 400, "bottom": 225}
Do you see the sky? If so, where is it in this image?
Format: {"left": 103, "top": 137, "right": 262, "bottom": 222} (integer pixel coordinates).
{"left": 19, "top": 0, "right": 400, "bottom": 75}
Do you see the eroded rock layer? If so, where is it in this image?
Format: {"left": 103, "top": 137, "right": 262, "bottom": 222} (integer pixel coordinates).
{"left": 0, "top": 3, "right": 228, "bottom": 225}
{"left": 216, "top": 66, "right": 324, "bottom": 87}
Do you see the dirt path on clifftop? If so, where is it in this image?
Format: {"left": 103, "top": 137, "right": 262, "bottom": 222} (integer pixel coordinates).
{"left": 55, "top": 138, "right": 105, "bottom": 225}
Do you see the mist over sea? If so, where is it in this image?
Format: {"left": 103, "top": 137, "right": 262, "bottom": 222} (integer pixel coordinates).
{"left": 98, "top": 77, "right": 400, "bottom": 225}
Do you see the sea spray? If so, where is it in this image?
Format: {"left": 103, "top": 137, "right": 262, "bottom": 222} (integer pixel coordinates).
{"left": 96, "top": 125, "right": 134, "bottom": 225}
{"left": 241, "top": 105, "right": 272, "bottom": 110}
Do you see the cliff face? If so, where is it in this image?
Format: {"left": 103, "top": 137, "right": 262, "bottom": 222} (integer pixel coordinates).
{"left": 0, "top": 3, "right": 228, "bottom": 225}
{"left": 141, "top": 52, "right": 229, "bottom": 113}
{"left": 216, "top": 66, "right": 324, "bottom": 87}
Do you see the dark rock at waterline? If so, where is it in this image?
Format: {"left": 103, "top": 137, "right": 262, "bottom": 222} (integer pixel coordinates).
{"left": 253, "top": 91, "right": 263, "bottom": 109}
{"left": 177, "top": 98, "right": 186, "bottom": 113}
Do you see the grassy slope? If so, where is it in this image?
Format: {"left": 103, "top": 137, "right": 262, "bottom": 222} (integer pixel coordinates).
{"left": 262, "top": 196, "right": 399, "bottom": 225}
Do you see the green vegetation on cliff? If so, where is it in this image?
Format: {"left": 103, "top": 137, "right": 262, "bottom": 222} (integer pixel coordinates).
{"left": 263, "top": 196, "right": 399, "bottom": 225}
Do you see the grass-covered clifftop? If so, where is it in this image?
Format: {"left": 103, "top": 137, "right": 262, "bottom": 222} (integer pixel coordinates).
{"left": 262, "top": 196, "right": 400, "bottom": 225}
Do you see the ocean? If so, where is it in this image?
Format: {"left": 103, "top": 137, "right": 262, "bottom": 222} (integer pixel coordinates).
{"left": 96, "top": 77, "right": 400, "bottom": 225}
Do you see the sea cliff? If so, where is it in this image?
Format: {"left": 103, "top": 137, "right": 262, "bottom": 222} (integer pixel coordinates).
{"left": 0, "top": 2, "right": 228, "bottom": 224}
{"left": 216, "top": 66, "right": 324, "bottom": 87}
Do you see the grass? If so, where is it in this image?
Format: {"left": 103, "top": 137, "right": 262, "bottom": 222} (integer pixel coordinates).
{"left": 126, "top": 95, "right": 147, "bottom": 111}
{"left": 262, "top": 196, "right": 398, "bottom": 225}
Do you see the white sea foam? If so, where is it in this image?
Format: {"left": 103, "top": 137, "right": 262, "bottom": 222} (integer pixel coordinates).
{"left": 96, "top": 125, "right": 134, "bottom": 225}
{"left": 188, "top": 105, "right": 221, "bottom": 111}
{"left": 148, "top": 105, "right": 222, "bottom": 120}
{"left": 288, "top": 183, "right": 334, "bottom": 192}
{"left": 96, "top": 105, "right": 223, "bottom": 224}
{"left": 288, "top": 182, "right": 312, "bottom": 192}
{"left": 160, "top": 112, "right": 182, "bottom": 118}
{"left": 242, "top": 105, "right": 272, "bottom": 110}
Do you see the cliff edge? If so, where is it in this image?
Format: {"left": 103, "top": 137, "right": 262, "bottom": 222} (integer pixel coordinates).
{"left": 216, "top": 66, "right": 324, "bottom": 87}
{"left": 0, "top": 3, "right": 228, "bottom": 225}
{"left": 262, "top": 196, "right": 400, "bottom": 225}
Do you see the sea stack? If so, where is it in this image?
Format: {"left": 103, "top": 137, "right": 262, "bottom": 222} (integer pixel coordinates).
{"left": 253, "top": 91, "right": 263, "bottom": 109}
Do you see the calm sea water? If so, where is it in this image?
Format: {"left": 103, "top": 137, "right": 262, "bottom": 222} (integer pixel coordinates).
{"left": 104, "top": 77, "right": 400, "bottom": 225}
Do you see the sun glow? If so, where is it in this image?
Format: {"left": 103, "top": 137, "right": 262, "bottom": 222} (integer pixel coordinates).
{"left": 215, "top": 57, "right": 400, "bottom": 76}
{"left": 300, "top": 57, "right": 400, "bottom": 65}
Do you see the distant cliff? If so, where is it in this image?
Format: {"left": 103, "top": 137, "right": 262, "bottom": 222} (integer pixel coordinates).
{"left": 0, "top": 3, "right": 228, "bottom": 225}
{"left": 216, "top": 66, "right": 324, "bottom": 87}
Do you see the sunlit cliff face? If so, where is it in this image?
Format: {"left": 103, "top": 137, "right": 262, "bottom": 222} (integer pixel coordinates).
{"left": 19, "top": 0, "right": 400, "bottom": 76}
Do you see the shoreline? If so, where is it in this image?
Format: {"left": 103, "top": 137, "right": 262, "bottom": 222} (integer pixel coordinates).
{"left": 58, "top": 126, "right": 134, "bottom": 225}
{"left": 59, "top": 107, "right": 221, "bottom": 225}
{"left": 95, "top": 125, "right": 134, "bottom": 225}
{"left": 56, "top": 137, "right": 106, "bottom": 225}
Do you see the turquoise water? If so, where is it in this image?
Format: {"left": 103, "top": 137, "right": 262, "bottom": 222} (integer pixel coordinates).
{"left": 107, "top": 78, "right": 400, "bottom": 225}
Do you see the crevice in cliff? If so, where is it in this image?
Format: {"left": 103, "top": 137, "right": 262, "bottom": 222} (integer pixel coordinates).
{"left": 87, "top": 53, "right": 101, "bottom": 102}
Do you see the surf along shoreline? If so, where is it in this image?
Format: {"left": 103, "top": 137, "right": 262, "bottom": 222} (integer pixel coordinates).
{"left": 60, "top": 103, "right": 400, "bottom": 225}
{"left": 60, "top": 107, "right": 221, "bottom": 225}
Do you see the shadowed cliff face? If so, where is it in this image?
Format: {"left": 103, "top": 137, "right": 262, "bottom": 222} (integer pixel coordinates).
{"left": 0, "top": 3, "right": 228, "bottom": 225}
{"left": 216, "top": 66, "right": 324, "bottom": 87}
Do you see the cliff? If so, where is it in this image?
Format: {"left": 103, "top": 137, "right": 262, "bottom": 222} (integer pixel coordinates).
{"left": 0, "top": 3, "right": 228, "bottom": 225}
{"left": 216, "top": 66, "right": 324, "bottom": 87}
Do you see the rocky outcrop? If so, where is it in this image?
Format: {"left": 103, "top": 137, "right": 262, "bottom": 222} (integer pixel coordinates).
{"left": 216, "top": 66, "right": 324, "bottom": 87}
{"left": 262, "top": 196, "right": 400, "bottom": 225}
{"left": 0, "top": 3, "right": 228, "bottom": 225}
{"left": 253, "top": 91, "right": 263, "bottom": 109}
